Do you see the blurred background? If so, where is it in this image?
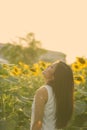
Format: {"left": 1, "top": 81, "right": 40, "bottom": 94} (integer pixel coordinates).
{"left": 0, "top": 0, "right": 87, "bottom": 64}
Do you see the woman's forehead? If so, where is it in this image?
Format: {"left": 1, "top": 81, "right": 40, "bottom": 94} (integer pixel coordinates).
{"left": 53, "top": 60, "right": 60, "bottom": 65}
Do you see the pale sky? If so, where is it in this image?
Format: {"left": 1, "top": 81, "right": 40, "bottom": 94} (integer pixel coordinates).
{"left": 0, "top": 0, "right": 87, "bottom": 63}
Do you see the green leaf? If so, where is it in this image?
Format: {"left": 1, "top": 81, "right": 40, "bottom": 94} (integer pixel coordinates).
{"left": 5, "top": 76, "right": 19, "bottom": 84}
{"left": 83, "top": 121, "right": 87, "bottom": 127}
{"left": 17, "top": 95, "right": 29, "bottom": 103}
{"left": 0, "top": 119, "right": 17, "bottom": 130}
{"left": 6, "top": 119, "right": 17, "bottom": 130}
{"left": 74, "top": 101, "right": 87, "bottom": 115}
{"left": 23, "top": 106, "right": 30, "bottom": 117}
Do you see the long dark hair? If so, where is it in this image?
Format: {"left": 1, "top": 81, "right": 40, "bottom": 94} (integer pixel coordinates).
{"left": 47, "top": 61, "right": 74, "bottom": 129}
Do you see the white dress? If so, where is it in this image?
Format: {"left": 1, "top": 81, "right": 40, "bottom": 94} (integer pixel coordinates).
{"left": 30, "top": 85, "right": 62, "bottom": 130}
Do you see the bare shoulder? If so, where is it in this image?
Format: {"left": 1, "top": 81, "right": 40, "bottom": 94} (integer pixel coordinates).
{"left": 35, "top": 86, "right": 48, "bottom": 103}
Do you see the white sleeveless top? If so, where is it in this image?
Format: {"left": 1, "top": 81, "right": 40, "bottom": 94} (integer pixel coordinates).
{"left": 30, "top": 85, "right": 62, "bottom": 130}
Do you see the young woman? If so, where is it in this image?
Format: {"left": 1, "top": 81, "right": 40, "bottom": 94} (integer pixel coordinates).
{"left": 30, "top": 61, "right": 74, "bottom": 130}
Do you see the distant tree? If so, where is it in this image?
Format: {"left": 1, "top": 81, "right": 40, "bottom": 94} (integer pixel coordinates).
{"left": 18, "top": 32, "right": 41, "bottom": 49}
{"left": 0, "top": 33, "right": 46, "bottom": 64}
{"left": 18, "top": 32, "right": 45, "bottom": 64}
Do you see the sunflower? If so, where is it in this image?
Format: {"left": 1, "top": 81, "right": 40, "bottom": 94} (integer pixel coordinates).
{"left": 30, "top": 65, "right": 40, "bottom": 76}
{"left": 74, "top": 75, "right": 85, "bottom": 85}
{"left": 38, "top": 61, "right": 46, "bottom": 67}
{"left": 76, "top": 57, "right": 87, "bottom": 68}
{"left": 71, "top": 62, "right": 82, "bottom": 72}
{"left": 18, "top": 62, "right": 24, "bottom": 66}
{"left": 30, "top": 68, "right": 36, "bottom": 72}
{"left": 39, "top": 61, "right": 51, "bottom": 68}
{"left": 23, "top": 64, "right": 29, "bottom": 69}
{"left": 10, "top": 66, "right": 22, "bottom": 76}
{"left": 2, "top": 64, "right": 8, "bottom": 69}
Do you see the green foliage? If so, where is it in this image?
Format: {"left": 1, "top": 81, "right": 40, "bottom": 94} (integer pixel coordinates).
{"left": 0, "top": 62, "right": 45, "bottom": 130}
{"left": 67, "top": 57, "right": 87, "bottom": 129}
{"left": 0, "top": 33, "right": 47, "bottom": 65}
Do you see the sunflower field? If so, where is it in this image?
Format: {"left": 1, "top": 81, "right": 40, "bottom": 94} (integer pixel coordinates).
{"left": 69, "top": 57, "right": 87, "bottom": 129}
{"left": 0, "top": 57, "right": 87, "bottom": 130}
{"left": 0, "top": 61, "right": 50, "bottom": 130}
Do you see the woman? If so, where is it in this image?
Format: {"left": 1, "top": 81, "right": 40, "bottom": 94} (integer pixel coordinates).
{"left": 30, "top": 61, "right": 74, "bottom": 130}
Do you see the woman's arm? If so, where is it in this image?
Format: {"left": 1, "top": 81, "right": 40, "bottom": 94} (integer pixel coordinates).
{"left": 31, "top": 87, "right": 48, "bottom": 130}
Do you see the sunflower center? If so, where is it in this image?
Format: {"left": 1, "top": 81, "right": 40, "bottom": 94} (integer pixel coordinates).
{"left": 76, "top": 76, "right": 82, "bottom": 81}
{"left": 78, "top": 58, "right": 86, "bottom": 64}
{"left": 75, "top": 65, "right": 79, "bottom": 69}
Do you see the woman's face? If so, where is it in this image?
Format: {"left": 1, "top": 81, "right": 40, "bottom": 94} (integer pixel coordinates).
{"left": 42, "top": 63, "right": 57, "bottom": 81}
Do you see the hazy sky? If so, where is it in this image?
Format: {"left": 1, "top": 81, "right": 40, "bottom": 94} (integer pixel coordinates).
{"left": 0, "top": 0, "right": 87, "bottom": 63}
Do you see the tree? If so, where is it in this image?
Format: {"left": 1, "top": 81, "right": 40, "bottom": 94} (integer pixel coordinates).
{"left": 18, "top": 32, "right": 41, "bottom": 49}
{"left": 0, "top": 33, "right": 46, "bottom": 64}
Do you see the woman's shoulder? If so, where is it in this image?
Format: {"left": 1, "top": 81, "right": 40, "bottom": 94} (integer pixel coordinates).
{"left": 35, "top": 85, "right": 48, "bottom": 103}
{"left": 36, "top": 84, "right": 51, "bottom": 94}
{"left": 36, "top": 85, "right": 48, "bottom": 96}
